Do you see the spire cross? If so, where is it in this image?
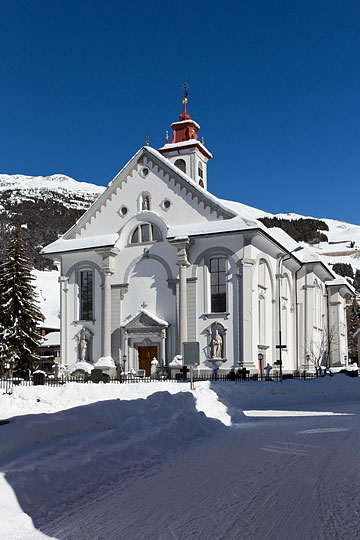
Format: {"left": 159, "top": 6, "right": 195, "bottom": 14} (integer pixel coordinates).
{"left": 182, "top": 82, "right": 189, "bottom": 99}
{"left": 145, "top": 134, "right": 150, "bottom": 146}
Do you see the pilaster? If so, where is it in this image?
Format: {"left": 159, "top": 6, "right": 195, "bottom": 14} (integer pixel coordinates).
{"left": 170, "top": 238, "right": 191, "bottom": 354}
{"left": 97, "top": 248, "right": 119, "bottom": 360}
{"left": 59, "top": 276, "right": 69, "bottom": 367}
{"left": 238, "top": 257, "right": 256, "bottom": 368}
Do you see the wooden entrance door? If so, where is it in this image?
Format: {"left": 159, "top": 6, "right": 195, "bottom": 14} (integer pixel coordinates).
{"left": 138, "top": 346, "right": 158, "bottom": 376}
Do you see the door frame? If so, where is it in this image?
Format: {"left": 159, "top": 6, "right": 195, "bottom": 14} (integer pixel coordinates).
{"left": 138, "top": 345, "right": 159, "bottom": 376}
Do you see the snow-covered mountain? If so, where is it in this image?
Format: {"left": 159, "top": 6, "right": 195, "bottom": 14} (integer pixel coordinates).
{"left": 0, "top": 173, "right": 105, "bottom": 269}
{"left": 0, "top": 173, "right": 104, "bottom": 210}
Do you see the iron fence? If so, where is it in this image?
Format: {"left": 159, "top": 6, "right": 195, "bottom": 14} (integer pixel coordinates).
{"left": 1, "top": 370, "right": 319, "bottom": 393}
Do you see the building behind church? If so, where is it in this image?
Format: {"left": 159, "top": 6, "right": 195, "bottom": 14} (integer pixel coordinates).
{"left": 42, "top": 97, "right": 352, "bottom": 377}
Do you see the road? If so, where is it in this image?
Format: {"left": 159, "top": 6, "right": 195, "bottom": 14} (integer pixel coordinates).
{"left": 32, "top": 403, "right": 359, "bottom": 540}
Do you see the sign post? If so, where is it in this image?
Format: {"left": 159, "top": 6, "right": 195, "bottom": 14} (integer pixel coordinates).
{"left": 275, "top": 344, "right": 287, "bottom": 383}
{"left": 183, "top": 342, "right": 199, "bottom": 390}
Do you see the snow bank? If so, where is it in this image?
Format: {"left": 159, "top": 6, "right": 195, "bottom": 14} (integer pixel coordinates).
{"left": 0, "top": 473, "right": 57, "bottom": 540}
{"left": 0, "top": 381, "right": 231, "bottom": 425}
{"left": 0, "top": 392, "right": 225, "bottom": 538}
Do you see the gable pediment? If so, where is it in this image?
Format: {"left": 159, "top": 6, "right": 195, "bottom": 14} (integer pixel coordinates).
{"left": 63, "top": 147, "right": 235, "bottom": 240}
{"left": 122, "top": 309, "right": 168, "bottom": 329}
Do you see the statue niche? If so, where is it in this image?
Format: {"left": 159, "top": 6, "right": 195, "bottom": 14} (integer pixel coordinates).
{"left": 142, "top": 195, "right": 150, "bottom": 210}
{"left": 209, "top": 322, "right": 225, "bottom": 360}
{"left": 77, "top": 327, "right": 93, "bottom": 363}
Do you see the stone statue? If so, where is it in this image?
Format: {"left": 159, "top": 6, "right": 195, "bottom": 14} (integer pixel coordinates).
{"left": 212, "top": 330, "right": 223, "bottom": 358}
{"left": 142, "top": 196, "right": 149, "bottom": 210}
{"left": 80, "top": 333, "right": 87, "bottom": 362}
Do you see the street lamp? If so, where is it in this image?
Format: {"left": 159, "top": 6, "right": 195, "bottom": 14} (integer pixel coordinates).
{"left": 277, "top": 246, "right": 303, "bottom": 383}
{"left": 122, "top": 354, "right": 127, "bottom": 375}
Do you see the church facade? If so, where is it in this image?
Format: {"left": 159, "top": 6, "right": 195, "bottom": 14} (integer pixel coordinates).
{"left": 42, "top": 98, "right": 352, "bottom": 376}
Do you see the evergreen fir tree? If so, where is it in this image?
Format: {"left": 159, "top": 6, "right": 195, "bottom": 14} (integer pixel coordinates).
{"left": 353, "top": 270, "right": 360, "bottom": 293}
{"left": 0, "top": 225, "right": 44, "bottom": 375}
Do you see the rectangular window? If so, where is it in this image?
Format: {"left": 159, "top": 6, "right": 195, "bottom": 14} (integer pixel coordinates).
{"left": 80, "top": 270, "right": 93, "bottom": 320}
{"left": 210, "top": 257, "right": 227, "bottom": 312}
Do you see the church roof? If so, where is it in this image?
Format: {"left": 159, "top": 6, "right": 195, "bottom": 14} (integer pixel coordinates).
{"left": 42, "top": 233, "right": 118, "bottom": 255}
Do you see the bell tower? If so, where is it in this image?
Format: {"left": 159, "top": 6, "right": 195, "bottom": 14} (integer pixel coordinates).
{"left": 158, "top": 86, "right": 212, "bottom": 189}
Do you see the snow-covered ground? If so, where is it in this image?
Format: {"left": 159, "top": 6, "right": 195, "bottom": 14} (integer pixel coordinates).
{"left": 0, "top": 376, "right": 359, "bottom": 540}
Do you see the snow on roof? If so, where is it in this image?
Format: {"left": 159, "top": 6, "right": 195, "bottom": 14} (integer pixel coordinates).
{"left": 264, "top": 227, "right": 299, "bottom": 252}
{"left": 325, "top": 277, "right": 354, "bottom": 291}
{"left": 158, "top": 139, "right": 211, "bottom": 155}
{"left": 167, "top": 215, "right": 260, "bottom": 239}
{"left": 121, "top": 309, "right": 169, "bottom": 327}
{"left": 218, "top": 198, "right": 271, "bottom": 221}
{"left": 296, "top": 246, "right": 322, "bottom": 263}
{"left": 41, "top": 233, "right": 118, "bottom": 255}
{"left": 170, "top": 119, "right": 201, "bottom": 130}
{"left": 42, "top": 331, "right": 60, "bottom": 347}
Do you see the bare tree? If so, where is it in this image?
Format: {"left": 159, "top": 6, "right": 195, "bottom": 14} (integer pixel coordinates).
{"left": 305, "top": 325, "right": 338, "bottom": 375}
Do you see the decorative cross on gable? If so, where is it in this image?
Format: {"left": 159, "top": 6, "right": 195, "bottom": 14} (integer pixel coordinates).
{"left": 141, "top": 301, "right": 147, "bottom": 309}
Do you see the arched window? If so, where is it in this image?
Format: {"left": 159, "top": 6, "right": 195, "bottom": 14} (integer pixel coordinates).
{"left": 79, "top": 270, "right": 93, "bottom": 321}
{"left": 210, "top": 257, "right": 227, "bottom": 312}
{"left": 174, "top": 159, "right": 186, "bottom": 173}
{"left": 130, "top": 223, "right": 162, "bottom": 244}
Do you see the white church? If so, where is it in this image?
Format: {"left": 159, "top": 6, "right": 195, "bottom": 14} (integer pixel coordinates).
{"left": 42, "top": 97, "right": 352, "bottom": 377}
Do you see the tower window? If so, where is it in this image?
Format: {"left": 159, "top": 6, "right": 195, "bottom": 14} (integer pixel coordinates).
{"left": 198, "top": 162, "right": 203, "bottom": 179}
{"left": 174, "top": 159, "right": 186, "bottom": 173}
{"left": 210, "top": 257, "right": 227, "bottom": 312}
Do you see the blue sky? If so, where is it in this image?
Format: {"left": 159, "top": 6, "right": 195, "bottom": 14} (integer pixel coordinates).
{"left": 1, "top": 1, "right": 359, "bottom": 223}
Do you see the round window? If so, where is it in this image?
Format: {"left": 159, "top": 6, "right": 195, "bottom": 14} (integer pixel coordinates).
{"left": 142, "top": 167, "right": 149, "bottom": 177}
{"left": 163, "top": 199, "right": 171, "bottom": 209}
{"left": 120, "top": 206, "right": 128, "bottom": 216}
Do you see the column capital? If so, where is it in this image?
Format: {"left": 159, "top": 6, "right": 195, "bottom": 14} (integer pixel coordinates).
{"left": 97, "top": 247, "right": 119, "bottom": 274}
{"left": 170, "top": 238, "right": 192, "bottom": 267}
